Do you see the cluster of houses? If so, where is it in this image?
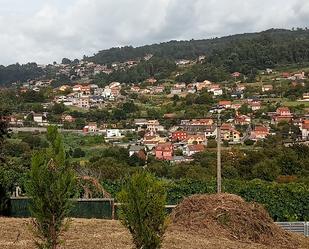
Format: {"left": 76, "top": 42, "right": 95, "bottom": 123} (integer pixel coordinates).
{"left": 22, "top": 55, "right": 204, "bottom": 92}
{"left": 19, "top": 79, "right": 53, "bottom": 93}
{"left": 77, "top": 112, "right": 279, "bottom": 163}
{"left": 128, "top": 80, "right": 224, "bottom": 97}
{"left": 135, "top": 108, "right": 309, "bottom": 162}
{"left": 54, "top": 82, "right": 122, "bottom": 109}
{"left": 7, "top": 61, "right": 309, "bottom": 164}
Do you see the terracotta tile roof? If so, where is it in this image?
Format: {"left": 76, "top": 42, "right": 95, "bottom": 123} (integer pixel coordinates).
{"left": 187, "top": 144, "right": 205, "bottom": 152}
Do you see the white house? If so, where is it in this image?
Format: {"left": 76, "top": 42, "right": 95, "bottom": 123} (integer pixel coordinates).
{"left": 55, "top": 96, "right": 67, "bottom": 103}
{"left": 73, "top": 84, "right": 83, "bottom": 92}
{"left": 208, "top": 84, "right": 223, "bottom": 96}
{"left": 204, "top": 126, "right": 218, "bottom": 138}
{"left": 171, "top": 87, "right": 182, "bottom": 95}
{"left": 262, "top": 85, "right": 273, "bottom": 92}
{"left": 303, "top": 93, "right": 309, "bottom": 100}
{"left": 32, "top": 113, "right": 48, "bottom": 126}
{"left": 106, "top": 129, "right": 122, "bottom": 138}
{"left": 102, "top": 87, "right": 112, "bottom": 99}
{"left": 301, "top": 121, "right": 309, "bottom": 140}
{"left": 33, "top": 114, "right": 43, "bottom": 123}
{"left": 134, "top": 119, "right": 148, "bottom": 127}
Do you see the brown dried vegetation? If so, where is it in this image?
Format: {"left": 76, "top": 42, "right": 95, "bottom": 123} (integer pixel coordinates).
{"left": 0, "top": 194, "right": 308, "bottom": 249}
{"left": 169, "top": 193, "right": 303, "bottom": 248}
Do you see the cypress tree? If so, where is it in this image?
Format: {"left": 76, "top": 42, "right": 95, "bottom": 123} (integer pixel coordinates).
{"left": 26, "top": 126, "right": 76, "bottom": 249}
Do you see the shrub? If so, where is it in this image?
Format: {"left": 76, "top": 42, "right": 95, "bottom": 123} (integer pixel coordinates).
{"left": 117, "top": 171, "right": 167, "bottom": 249}
{"left": 207, "top": 139, "right": 217, "bottom": 148}
{"left": 252, "top": 159, "right": 280, "bottom": 181}
{"left": 72, "top": 148, "right": 86, "bottom": 158}
{"left": 244, "top": 139, "right": 255, "bottom": 146}
{"left": 0, "top": 170, "right": 9, "bottom": 215}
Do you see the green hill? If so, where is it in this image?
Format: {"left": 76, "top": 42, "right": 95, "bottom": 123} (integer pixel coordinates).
{"left": 87, "top": 28, "right": 309, "bottom": 65}
{"left": 2, "top": 28, "right": 309, "bottom": 86}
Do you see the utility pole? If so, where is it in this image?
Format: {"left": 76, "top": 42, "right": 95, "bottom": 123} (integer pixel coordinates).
{"left": 217, "top": 112, "right": 222, "bottom": 194}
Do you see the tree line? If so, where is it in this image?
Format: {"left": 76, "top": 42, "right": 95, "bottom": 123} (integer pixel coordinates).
{"left": 0, "top": 63, "right": 45, "bottom": 86}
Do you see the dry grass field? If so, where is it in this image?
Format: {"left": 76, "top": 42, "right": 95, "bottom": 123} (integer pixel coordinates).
{"left": 0, "top": 218, "right": 308, "bottom": 249}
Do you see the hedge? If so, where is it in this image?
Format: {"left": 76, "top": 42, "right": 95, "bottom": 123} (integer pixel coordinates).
{"left": 103, "top": 178, "right": 309, "bottom": 222}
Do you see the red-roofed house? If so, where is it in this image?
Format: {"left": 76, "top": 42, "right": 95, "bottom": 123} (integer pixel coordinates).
{"left": 61, "top": 114, "right": 75, "bottom": 123}
{"left": 83, "top": 122, "right": 98, "bottom": 133}
{"left": 186, "top": 144, "right": 205, "bottom": 156}
{"left": 190, "top": 119, "right": 214, "bottom": 126}
{"left": 131, "top": 86, "right": 140, "bottom": 92}
{"left": 231, "top": 103, "right": 242, "bottom": 110}
{"left": 276, "top": 107, "right": 291, "bottom": 116}
{"left": 219, "top": 100, "right": 232, "bottom": 109}
{"left": 80, "top": 85, "right": 91, "bottom": 95}
{"left": 172, "top": 131, "right": 188, "bottom": 142}
{"left": 143, "top": 134, "right": 166, "bottom": 149}
{"left": 235, "top": 115, "right": 251, "bottom": 125}
{"left": 155, "top": 142, "right": 174, "bottom": 160}
{"left": 221, "top": 123, "right": 241, "bottom": 142}
{"left": 147, "top": 78, "right": 157, "bottom": 84}
{"left": 184, "top": 134, "right": 207, "bottom": 145}
{"left": 250, "top": 126, "right": 270, "bottom": 140}
{"left": 273, "top": 107, "right": 293, "bottom": 124}
{"left": 232, "top": 72, "right": 241, "bottom": 78}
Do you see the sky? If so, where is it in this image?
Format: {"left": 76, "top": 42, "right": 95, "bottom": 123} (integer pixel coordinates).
{"left": 1, "top": 0, "right": 309, "bottom": 65}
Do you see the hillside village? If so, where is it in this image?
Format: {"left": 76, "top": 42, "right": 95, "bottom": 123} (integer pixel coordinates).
{"left": 3, "top": 56, "right": 309, "bottom": 164}
{"left": 2, "top": 0, "right": 309, "bottom": 247}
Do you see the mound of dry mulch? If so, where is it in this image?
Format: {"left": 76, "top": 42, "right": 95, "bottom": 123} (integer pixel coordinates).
{"left": 169, "top": 194, "right": 299, "bottom": 248}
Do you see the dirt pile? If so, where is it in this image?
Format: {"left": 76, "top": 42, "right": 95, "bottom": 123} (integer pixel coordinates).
{"left": 170, "top": 194, "right": 299, "bottom": 248}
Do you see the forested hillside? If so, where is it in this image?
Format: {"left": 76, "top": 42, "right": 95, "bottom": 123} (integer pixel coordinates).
{"left": 0, "top": 63, "right": 45, "bottom": 86}
{"left": 2, "top": 28, "right": 309, "bottom": 86}
{"left": 87, "top": 28, "right": 309, "bottom": 64}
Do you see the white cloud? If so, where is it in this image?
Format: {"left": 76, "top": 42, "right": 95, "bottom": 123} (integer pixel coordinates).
{"left": 0, "top": 0, "right": 309, "bottom": 65}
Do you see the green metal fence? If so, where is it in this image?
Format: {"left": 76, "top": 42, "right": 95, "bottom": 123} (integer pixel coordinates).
{"left": 9, "top": 198, "right": 115, "bottom": 219}
{"left": 9, "top": 197, "right": 30, "bottom": 217}
{"left": 70, "top": 199, "right": 114, "bottom": 219}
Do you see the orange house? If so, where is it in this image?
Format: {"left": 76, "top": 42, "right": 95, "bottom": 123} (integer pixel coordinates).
{"left": 155, "top": 143, "right": 174, "bottom": 160}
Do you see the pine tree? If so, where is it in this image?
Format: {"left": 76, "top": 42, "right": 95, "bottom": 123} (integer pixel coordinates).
{"left": 26, "top": 126, "right": 76, "bottom": 249}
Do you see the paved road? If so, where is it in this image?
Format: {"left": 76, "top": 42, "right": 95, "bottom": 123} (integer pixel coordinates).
{"left": 240, "top": 125, "right": 252, "bottom": 143}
